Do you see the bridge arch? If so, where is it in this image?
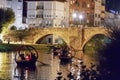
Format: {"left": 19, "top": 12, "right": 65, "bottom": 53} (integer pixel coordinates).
{"left": 81, "top": 33, "right": 109, "bottom": 52}
{"left": 34, "top": 33, "right": 69, "bottom": 45}
{"left": 35, "top": 34, "right": 67, "bottom": 44}
{"left": 35, "top": 34, "right": 52, "bottom": 44}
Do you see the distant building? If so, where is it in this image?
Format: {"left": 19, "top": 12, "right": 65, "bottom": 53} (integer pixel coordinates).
{"left": 23, "top": 0, "right": 69, "bottom": 28}
{"left": 0, "top": 0, "right": 26, "bottom": 29}
{"left": 105, "top": 11, "right": 120, "bottom": 27}
{"left": 22, "top": 0, "right": 69, "bottom": 44}
{"left": 1, "top": 0, "right": 106, "bottom": 29}
{"left": 0, "top": 0, "right": 7, "bottom": 8}
{"left": 69, "top": 0, "right": 105, "bottom": 27}
{"left": 6, "top": 0, "right": 27, "bottom": 29}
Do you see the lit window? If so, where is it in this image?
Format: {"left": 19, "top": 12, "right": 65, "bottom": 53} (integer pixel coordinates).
{"left": 70, "top": 1, "right": 72, "bottom": 4}
{"left": 87, "top": 4, "right": 90, "bottom": 8}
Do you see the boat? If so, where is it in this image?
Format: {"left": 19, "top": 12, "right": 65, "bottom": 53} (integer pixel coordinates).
{"left": 59, "top": 46, "right": 73, "bottom": 64}
{"left": 15, "top": 45, "right": 39, "bottom": 67}
{"left": 59, "top": 53, "right": 72, "bottom": 64}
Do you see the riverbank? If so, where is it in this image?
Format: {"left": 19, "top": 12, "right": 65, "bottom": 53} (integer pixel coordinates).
{"left": 0, "top": 43, "right": 50, "bottom": 52}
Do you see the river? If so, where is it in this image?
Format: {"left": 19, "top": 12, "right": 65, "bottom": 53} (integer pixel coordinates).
{"left": 0, "top": 51, "right": 71, "bottom": 80}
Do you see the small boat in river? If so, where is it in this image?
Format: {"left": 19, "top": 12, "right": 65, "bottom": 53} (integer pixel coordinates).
{"left": 15, "top": 45, "right": 39, "bottom": 67}
{"left": 59, "top": 46, "right": 73, "bottom": 64}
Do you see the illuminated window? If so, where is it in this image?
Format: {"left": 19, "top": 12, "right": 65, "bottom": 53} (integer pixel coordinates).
{"left": 87, "top": 4, "right": 90, "bottom": 8}
{"left": 70, "top": 1, "right": 72, "bottom": 4}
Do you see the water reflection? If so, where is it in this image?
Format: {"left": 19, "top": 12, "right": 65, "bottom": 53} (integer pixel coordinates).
{"left": 14, "top": 66, "right": 37, "bottom": 80}
{"left": 0, "top": 51, "right": 75, "bottom": 80}
{"left": 0, "top": 52, "right": 15, "bottom": 80}
{"left": 0, "top": 51, "right": 53, "bottom": 80}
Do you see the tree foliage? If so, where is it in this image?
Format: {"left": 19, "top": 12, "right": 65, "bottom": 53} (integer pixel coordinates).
{"left": 4, "top": 30, "right": 31, "bottom": 43}
{"left": 0, "top": 8, "right": 15, "bottom": 33}
{"left": 98, "top": 26, "right": 120, "bottom": 80}
{"left": 10, "top": 25, "right": 17, "bottom": 30}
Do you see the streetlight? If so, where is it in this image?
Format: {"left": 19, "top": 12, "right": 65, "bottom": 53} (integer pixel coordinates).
{"left": 79, "top": 14, "right": 83, "bottom": 25}
{"left": 72, "top": 13, "right": 77, "bottom": 26}
{"left": 79, "top": 14, "right": 83, "bottom": 20}
{"left": 72, "top": 13, "right": 84, "bottom": 27}
{"left": 72, "top": 13, "right": 77, "bottom": 19}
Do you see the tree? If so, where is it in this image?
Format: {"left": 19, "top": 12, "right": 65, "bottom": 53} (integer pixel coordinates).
{"left": 0, "top": 8, "right": 15, "bottom": 33}
{"left": 97, "top": 26, "right": 120, "bottom": 80}
{"left": 4, "top": 30, "right": 31, "bottom": 43}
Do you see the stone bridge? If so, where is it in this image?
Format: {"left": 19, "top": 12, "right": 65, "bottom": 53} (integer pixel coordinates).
{"left": 30, "top": 27, "right": 108, "bottom": 50}
{"left": 7, "top": 27, "right": 108, "bottom": 58}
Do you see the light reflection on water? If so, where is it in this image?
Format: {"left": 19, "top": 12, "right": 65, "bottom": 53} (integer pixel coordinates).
{"left": 0, "top": 51, "right": 52, "bottom": 80}
{"left": 0, "top": 51, "right": 71, "bottom": 80}
{"left": 0, "top": 52, "right": 15, "bottom": 80}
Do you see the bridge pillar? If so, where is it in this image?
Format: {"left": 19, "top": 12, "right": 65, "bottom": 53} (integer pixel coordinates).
{"left": 69, "top": 27, "right": 85, "bottom": 59}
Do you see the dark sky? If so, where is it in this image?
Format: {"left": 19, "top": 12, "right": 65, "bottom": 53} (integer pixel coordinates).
{"left": 106, "top": 0, "right": 120, "bottom": 12}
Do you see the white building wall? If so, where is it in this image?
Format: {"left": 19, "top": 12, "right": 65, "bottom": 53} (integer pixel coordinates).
{"left": 26, "top": 1, "right": 68, "bottom": 28}
{"left": 0, "top": 0, "right": 7, "bottom": 8}
{"left": 6, "top": 0, "right": 25, "bottom": 29}
{"left": 43, "top": 1, "right": 53, "bottom": 27}
{"left": 52, "top": 1, "right": 65, "bottom": 27}
{"left": 26, "top": 2, "right": 36, "bottom": 27}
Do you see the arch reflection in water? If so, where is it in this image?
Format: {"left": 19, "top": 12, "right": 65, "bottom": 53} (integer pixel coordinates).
{"left": 14, "top": 66, "right": 37, "bottom": 80}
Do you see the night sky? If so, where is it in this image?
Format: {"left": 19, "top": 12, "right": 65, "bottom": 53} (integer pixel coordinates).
{"left": 106, "top": 0, "right": 120, "bottom": 12}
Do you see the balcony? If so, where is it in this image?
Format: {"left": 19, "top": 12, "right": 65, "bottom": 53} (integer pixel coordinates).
{"left": 36, "top": 6, "right": 44, "bottom": 10}
{"left": 36, "top": 15, "right": 43, "bottom": 18}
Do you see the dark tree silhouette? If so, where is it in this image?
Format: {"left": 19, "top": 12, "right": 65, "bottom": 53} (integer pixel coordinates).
{"left": 97, "top": 26, "right": 120, "bottom": 80}
{"left": 0, "top": 8, "right": 15, "bottom": 33}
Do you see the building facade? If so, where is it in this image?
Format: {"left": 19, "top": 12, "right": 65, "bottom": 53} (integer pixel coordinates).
{"left": 6, "top": 0, "right": 26, "bottom": 29}
{"left": 0, "top": 0, "right": 26, "bottom": 29}
{"left": 1, "top": 0, "right": 106, "bottom": 29}
{"left": 23, "top": 0, "right": 69, "bottom": 28}
{"left": 69, "top": 0, "right": 94, "bottom": 26}
{"left": 0, "top": 0, "right": 7, "bottom": 8}
{"left": 105, "top": 11, "right": 120, "bottom": 27}
{"left": 69, "top": 0, "right": 105, "bottom": 27}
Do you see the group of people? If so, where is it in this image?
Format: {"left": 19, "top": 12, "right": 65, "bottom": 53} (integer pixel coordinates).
{"left": 53, "top": 46, "right": 73, "bottom": 59}
{"left": 19, "top": 52, "right": 37, "bottom": 61}
{"left": 55, "top": 59, "right": 99, "bottom": 80}
{"left": 67, "top": 62, "right": 98, "bottom": 80}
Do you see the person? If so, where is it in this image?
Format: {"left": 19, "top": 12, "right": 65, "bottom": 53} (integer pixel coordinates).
{"left": 25, "top": 54, "right": 31, "bottom": 61}
{"left": 31, "top": 53, "right": 37, "bottom": 61}
{"left": 56, "top": 71, "right": 63, "bottom": 80}
{"left": 19, "top": 54, "right": 25, "bottom": 60}
{"left": 67, "top": 72, "right": 74, "bottom": 80}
